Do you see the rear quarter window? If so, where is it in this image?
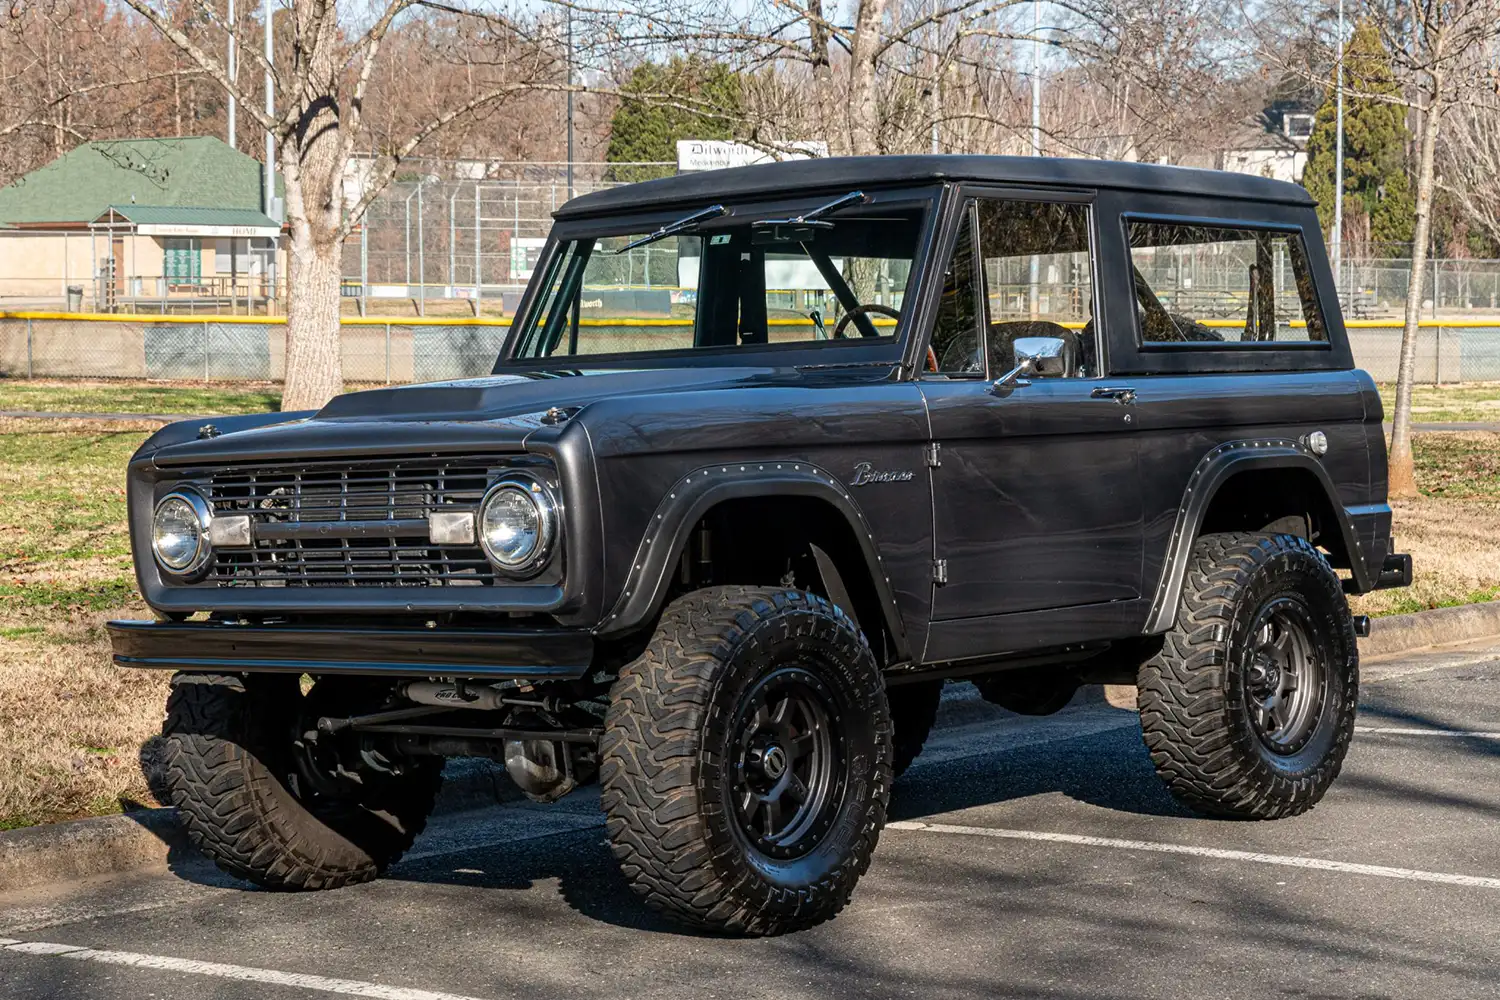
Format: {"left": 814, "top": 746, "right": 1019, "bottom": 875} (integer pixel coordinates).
{"left": 1126, "top": 220, "right": 1328, "bottom": 348}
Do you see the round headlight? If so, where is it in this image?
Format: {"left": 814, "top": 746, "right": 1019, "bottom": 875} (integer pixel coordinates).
{"left": 152, "top": 491, "right": 211, "bottom": 575}
{"left": 478, "top": 477, "right": 557, "bottom": 572}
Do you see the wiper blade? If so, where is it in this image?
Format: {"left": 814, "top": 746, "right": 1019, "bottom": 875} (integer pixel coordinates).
{"left": 752, "top": 189, "right": 868, "bottom": 230}
{"left": 612, "top": 204, "right": 726, "bottom": 254}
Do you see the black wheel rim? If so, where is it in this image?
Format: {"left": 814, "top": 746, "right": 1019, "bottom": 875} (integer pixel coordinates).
{"left": 728, "top": 666, "right": 846, "bottom": 861}
{"left": 1242, "top": 597, "right": 1327, "bottom": 756}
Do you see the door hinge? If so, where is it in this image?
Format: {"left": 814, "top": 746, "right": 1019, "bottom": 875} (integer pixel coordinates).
{"left": 924, "top": 442, "right": 942, "bottom": 468}
{"left": 933, "top": 558, "right": 948, "bottom": 585}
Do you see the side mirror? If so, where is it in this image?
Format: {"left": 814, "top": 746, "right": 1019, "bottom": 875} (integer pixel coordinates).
{"left": 1012, "top": 336, "right": 1072, "bottom": 377}
{"left": 993, "top": 335, "right": 1072, "bottom": 391}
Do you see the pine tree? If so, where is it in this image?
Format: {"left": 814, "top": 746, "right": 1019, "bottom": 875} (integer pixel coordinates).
{"left": 1302, "top": 20, "right": 1413, "bottom": 255}
{"left": 605, "top": 58, "right": 743, "bottom": 181}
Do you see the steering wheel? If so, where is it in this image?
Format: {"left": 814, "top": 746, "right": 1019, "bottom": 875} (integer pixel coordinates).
{"left": 832, "top": 303, "right": 902, "bottom": 340}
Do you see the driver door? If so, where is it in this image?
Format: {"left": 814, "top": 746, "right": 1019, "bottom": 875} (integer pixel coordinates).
{"left": 919, "top": 193, "right": 1145, "bottom": 662}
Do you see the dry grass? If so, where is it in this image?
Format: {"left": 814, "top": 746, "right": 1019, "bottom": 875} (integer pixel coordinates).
{"left": 1377, "top": 382, "right": 1500, "bottom": 424}
{"left": 0, "top": 418, "right": 168, "bottom": 829}
{"left": 0, "top": 416, "right": 1497, "bottom": 829}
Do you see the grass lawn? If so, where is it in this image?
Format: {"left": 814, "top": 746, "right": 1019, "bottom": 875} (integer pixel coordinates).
{"left": 1376, "top": 382, "right": 1500, "bottom": 424}
{"left": 0, "top": 379, "right": 281, "bottom": 416}
{"left": 0, "top": 417, "right": 1495, "bottom": 830}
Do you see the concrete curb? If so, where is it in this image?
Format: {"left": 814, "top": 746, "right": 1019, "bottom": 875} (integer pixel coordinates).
{"left": 0, "top": 759, "right": 521, "bottom": 895}
{"left": 4, "top": 602, "right": 1499, "bottom": 895}
{"left": 1360, "top": 600, "right": 1500, "bottom": 659}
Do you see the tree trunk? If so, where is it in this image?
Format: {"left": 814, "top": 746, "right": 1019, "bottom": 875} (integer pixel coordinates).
{"left": 1388, "top": 81, "right": 1443, "bottom": 499}
{"left": 281, "top": 234, "right": 344, "bottom": 411}
{"left": 806, "top": 0, "right": 839, "bottom": 156}
{"left": 846, "top": 0, "right": 888, "bottom": 156}
{"left": 276, "top": 0, "right": 346, "bottom": 413}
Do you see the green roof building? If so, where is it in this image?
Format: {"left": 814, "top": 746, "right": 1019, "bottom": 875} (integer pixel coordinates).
{"left": 0, "top": 137, "right": 285, "bottom": 312}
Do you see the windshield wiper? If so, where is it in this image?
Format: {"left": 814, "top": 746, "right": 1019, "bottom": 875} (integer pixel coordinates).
{"left": 751, "top": 189, "right": 868, "bottom": 231}
{"left": 613, "top": 204, "right": 727, "bottom": 254}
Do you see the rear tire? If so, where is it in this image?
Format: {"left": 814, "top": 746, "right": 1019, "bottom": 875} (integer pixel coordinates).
{"left": 1137, "top": 531, "right": 1358, "bottom": 819}
{"left": 601, "top": 586, "right": 892, "bottom": 935}
{"left": 162, "top": 673, "right": 442, "bottom": 890}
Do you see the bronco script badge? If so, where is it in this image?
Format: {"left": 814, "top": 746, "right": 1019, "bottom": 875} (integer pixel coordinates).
{"left": 851, "top": 462, "right": 914, "bottom": 486}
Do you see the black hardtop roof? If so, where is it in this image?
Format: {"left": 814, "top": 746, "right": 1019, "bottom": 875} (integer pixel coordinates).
{"left": 554, "top": 154, "right": 1315, "bottom": 220}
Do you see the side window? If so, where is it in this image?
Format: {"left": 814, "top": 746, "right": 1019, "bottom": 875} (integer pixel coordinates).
{"left": 975, "top": 199, "right": 1097, "bottom": 378}
{"left": 927, "top": 207, "right": 983, "bottom": 374}
{"left": 1127, "top": 221, "right": 1328, "bottom": 345}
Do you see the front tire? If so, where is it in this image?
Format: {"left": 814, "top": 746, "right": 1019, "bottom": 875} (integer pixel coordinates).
{"left": 162, "top": 673, "right": 442, "bottom": 890}
{"left": 1137, "top": 531, "right": 1358, "bottom": 819}
{"left": 601, "top": 586, "right": 892, "bottom": 935}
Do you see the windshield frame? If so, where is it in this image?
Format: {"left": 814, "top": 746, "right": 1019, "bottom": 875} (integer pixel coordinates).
{"left": 495, "top": 184, "right": 944, "bottom": 371}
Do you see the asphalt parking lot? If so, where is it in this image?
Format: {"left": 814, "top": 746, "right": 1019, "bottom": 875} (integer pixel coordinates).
{"left": 3, "top": 639, "right": 1499, "bottom": 1000}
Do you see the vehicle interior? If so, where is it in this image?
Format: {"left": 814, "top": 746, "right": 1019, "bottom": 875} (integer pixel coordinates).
{"left": 928, "top": 198, "right": 1097, "bottom": 378}
{"left": 511, "top": 203, "right": 926, "bottom": 360}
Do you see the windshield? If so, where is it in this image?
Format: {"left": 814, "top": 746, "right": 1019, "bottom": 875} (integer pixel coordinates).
{"left": 508, "top": 200, "right": 926, "bottom": 361}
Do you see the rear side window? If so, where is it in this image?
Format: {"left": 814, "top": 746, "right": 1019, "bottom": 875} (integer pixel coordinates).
{"left": 1127, "top": 221, "right": 1327, "bottom": 346}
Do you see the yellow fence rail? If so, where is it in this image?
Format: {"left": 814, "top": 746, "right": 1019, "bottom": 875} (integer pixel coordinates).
{"left": 0, "top": 312, "right": 1493, "bottom": 385}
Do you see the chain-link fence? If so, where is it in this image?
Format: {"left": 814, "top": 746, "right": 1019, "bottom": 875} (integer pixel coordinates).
{"left": 2, "top": 313, "right": 1498, "bottom": 385}
{"left": 0, "top": 161, "right": 674, "bottom": 318}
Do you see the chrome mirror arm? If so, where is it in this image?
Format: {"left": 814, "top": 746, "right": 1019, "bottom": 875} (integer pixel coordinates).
{"left": 991, "top": 357, "right": 1035, "bottom": 392}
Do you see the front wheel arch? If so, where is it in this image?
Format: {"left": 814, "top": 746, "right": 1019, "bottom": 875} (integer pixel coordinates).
{"left": 598, "top": 463, "right": 911, "bottom": 663}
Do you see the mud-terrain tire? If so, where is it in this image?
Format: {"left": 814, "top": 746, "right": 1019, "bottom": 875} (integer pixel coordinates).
{"left": 601, "top": 586, "right": 892, "bottom": 935}
{"left": 891, "top": 680, "right": 943, "bottom": 777}
{"left": 1138, "top": 531, "right": 1358, "bottom": 819}
{"left": 162, "top": 673, "right": 443, "bottom": 890}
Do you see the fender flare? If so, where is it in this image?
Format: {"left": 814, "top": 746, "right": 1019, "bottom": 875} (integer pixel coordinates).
{"left": 1143, "top": 438, "right": 1373, "bottom": 634}
{"left": 596, "top": 461, "right": 910, "bottom": 660}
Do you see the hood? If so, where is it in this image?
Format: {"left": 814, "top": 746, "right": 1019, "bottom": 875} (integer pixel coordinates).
{"left": 140, "top": 365, "right": 819, "bottom": 467}
{"left": 311, "top": 367, "right": 775, "bottom": 423}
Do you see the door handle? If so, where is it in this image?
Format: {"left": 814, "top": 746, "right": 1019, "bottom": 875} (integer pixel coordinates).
{"left": 1091, "top": 386, "right": 1137, "bottom": 404}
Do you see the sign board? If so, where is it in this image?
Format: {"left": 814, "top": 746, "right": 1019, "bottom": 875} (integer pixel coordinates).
{"left": 676, "top": 140, "right": 828, "bottom": 173}
{"left": 137, "top": 223, "right": 281, "bottom": 238}
{"left": 510, "top": 237, "right": 548, "bottom": 281}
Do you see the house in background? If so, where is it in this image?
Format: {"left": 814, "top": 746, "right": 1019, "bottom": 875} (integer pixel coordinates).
{"left": 1218, "top": 103, "right": 1317, "bottom": 184}
{"left": 0, "top": 136, "right": 285, "bottom": 312}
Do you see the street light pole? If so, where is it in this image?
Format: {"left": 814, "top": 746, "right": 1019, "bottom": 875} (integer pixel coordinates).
{"left": 565, "top": 9, "right": 575, "bottom": 201}
{"left": 930, "top": 0, "right": 940, "bottom": 154}
{"left": 1332, "top": 0, "right": 1346, "bottom": 297}
{"left": 227, "top": 0, "right": 236, "bottom": 147}
{"left": 1030, "top": 0, "right": 1042, "bottom": 156}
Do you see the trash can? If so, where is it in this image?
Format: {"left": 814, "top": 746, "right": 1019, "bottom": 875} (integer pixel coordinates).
{"left": 66, "top": 285, "right": 83, "bottom": 312}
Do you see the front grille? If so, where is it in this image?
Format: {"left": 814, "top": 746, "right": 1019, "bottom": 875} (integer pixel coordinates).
{"left": 199, "top": 456, "right": 507, "bottom": 587}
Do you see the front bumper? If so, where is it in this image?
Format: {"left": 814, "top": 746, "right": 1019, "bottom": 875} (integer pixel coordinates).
{"left": 107, "top": 620, "right": 594, "bottom": 680}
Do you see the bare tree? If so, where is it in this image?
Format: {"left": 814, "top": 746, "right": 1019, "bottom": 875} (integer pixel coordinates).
{"left": 1261, "top": 0, "right": 1500, "bottom": 497}
{"left": 1369, "top": 1, "right": 1500, "bottom": 496}
{"left": 119, "top": 0, "right": 581, "bottom": 410}
{"left": 1440, "top": 89, "right": 1500, "bottom": 250}
{"left": 0, "top": 3, "right": 205, "bottom": 185}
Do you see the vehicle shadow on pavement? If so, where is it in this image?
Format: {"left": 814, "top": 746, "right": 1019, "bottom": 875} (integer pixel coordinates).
{"left": 888, "top": 720, "right": 1196, "bottom": 823}
{"left": 375, "top": 718, "right": 1196, "bottom": 937}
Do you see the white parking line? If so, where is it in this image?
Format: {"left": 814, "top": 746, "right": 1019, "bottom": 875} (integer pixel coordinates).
{"left": 0, "top": 940, "right": 493, "bottom": 1000}
{"left": 888, "top": 821, "right": 1500, "bottom": 890}
{"left": 1356, "top": 726, "right": 1500, "bottom": 740}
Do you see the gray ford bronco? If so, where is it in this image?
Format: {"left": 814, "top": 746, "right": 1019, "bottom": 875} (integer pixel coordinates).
{"left": 112, "top": 156, "right": 1411, "bottom": 935}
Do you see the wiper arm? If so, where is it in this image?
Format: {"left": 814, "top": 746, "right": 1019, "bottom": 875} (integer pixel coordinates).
{"left": 809, "top": 308, "right": 827, "bottom": 340}
{"left": 752, "top": 189, "right": 869, "bottom": 230}
{"left": 612, "top": 204, "right": 726, "bottom": 254}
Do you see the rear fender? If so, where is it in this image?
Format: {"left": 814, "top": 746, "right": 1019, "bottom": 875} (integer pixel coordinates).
{"left": 1144, "top": 438, "right": 1374, "bottom": 634}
